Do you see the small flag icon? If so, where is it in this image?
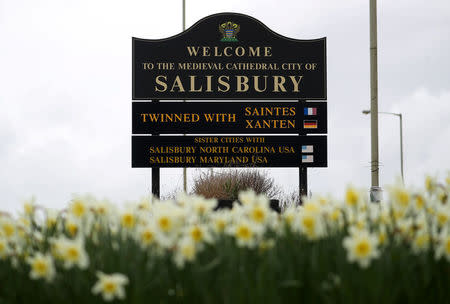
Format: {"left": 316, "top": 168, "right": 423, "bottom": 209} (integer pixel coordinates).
{"left": 303, "top": 120, "right": 318, "bottom": 129}
{"left": 304, "top": 107, "right": 317, "bottom": 116}
{"left": 302, "top": 155, "right": 314, "bottom": 163}
{"left": 301, "top": 145, "right": 314, "bottom": 153}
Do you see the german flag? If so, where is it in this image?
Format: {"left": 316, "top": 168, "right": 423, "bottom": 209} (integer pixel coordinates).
{"left": 303, "top": 120, "right": 318, "bottom": 129}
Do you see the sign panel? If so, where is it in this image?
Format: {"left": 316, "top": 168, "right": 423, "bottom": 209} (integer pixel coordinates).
{"left": 132, "top": 101, "right": 327, "bottom": 134}
{"left": 132, "top": 135, "right": 327, "bottom": 168}
{"left": 133, "top": 13, "right": 326, "bottom": 100}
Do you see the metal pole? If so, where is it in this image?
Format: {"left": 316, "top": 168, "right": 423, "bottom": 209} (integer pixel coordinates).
{"left": 182, "top": 0, "right": 185, "bottom": 30}
{"left": 152, "top": 167, "right": 160, "bottom": 198}
{"left": 299, "top": 167, "right": 308, "bottom": 202}
{"left": 182, "top": 0, "right": 187, "bottom": 192}
{"left": 399, "top": 113, "right": 404, "bottom": 183}
{"left": 369, "top": 0, "right": 381, "bottom": 202}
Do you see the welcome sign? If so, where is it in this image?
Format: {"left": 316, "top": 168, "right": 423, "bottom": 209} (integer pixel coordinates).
{"left": 133, "top": 13, "right": 326, "bottom": 100}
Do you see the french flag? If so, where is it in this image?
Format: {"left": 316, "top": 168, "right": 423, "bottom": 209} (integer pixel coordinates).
{"left": 304, "top": 107, "right": 317, "bottom": 116}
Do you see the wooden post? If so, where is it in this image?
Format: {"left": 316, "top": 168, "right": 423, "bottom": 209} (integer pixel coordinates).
{"left": 151, "top": 99, "right": 160, "bottom": 198}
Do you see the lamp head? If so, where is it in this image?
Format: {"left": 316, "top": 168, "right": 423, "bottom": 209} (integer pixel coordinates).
{"left": 362, "top": 110, "right": 371, "bottom": 115}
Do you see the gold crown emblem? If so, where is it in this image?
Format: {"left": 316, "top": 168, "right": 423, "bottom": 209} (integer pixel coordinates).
{"left": 219, "top": 21, "right": 240, "bottom": 42}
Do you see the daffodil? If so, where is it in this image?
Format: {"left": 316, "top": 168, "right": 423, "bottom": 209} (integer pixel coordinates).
{"left": 45, "top": 209, "right": 58, "bottom": 230}
{"left": 69, "top": 196, "right": 90, "bottom": 219}
{"left": 396, "top": 218, "right": 414, "bottom": 240}
{"left": 392, "top": 188, "right": 411, "bottom": 209}
{"left": 297, "top": 210, "right": 325, "bottom": 240}
{"left": 301, "top": 199, "right": 322, "bottom": 215}
{"left": 228, "top": 219, "right": 262, "bottom": 248}
{"left": 55, "top": 237, "right": 89, "bottom": 269}
{"left": 435, "top": 230, "right": 450, "bottom": 262}
{"left": 153, "top": 203, "right": 184, "bottom": 234}
{"left": 137, "top": 196, "right": 153, "bottom": 211}
{"left": 344, "top": 186, "right": 365, "bottom": 209}
{"left": 328, "top": 207, "right": 342, "bottom": 223}
{"left": 317, "top": 195, "right": 331, "bottom": 207}
{"left": 343, "top": 229, "right": 380, "bottom": 268}
{"left": 434, "top": 205, "right": 450, "bottom": 227}
{"left": 26, "top": 252, "right": 56, "bottom": 282}
{"left": 377, "top": 226, "right": 388, "bottom": 246}
{"left": 174, "top": 237, "right": 197, "bottom": 268}
{"left": 120, "top": 210, "right": 136, "bottom": 230}
{"left": 65, "top": 216, "right": 80, "bottom": 237}
{"left": 191, "top": 196, "right": 217, "bottom": 216}
{"left": 437, "top": 188, "right": 449, "bottom": 204}
{"left": 156, "top": 213, "right": 173, "bottom": 233}
{"left": 246, "top": 203, "right": 270, "bottom": 225}
{"left": 136, "top": 224, "right": 157, "bottom": 248}
{"left": 411, "top": 232, "right": 430, "bottom": 254}
{"left": 92, "top": 199, "right": 114, "bottom": 218}
{"left": 175, "top": 192, "right": 191, "bottom": 208}
{"left": 92, "top": 271, "right": 129, "bottom": 302}
{"left": 0, "top": 217, "right": 16, "bottom": 239}
{"left": 413, "top": 194, "right": 426, "bottom": 211}
{"left": 210, "top": 211, "right": 231, "bottom": 234}
{"left": 23, "top": 197, "right": 36, "bottom": 217}
{"left": 0, "top": 237, "right": 12, "bottom": 259}
{"left": 282, "top": 207, "right": 298, "bottom": 229}
{"left": 17, "top": 216, "right": 31, "bottom": 234}
{"left": 186, "top": 224, "right": 212, "bottom": 244}
{"left": 238, "top": 189, "right": 259, "bottom": 205}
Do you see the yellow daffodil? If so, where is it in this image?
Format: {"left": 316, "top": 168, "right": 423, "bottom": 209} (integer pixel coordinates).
{"left": 173, "top": 237, "right": 197, "bottom": 268}
{"left": 0, "top": 237, "right": 12, "bottom": 259}
{"left": 69, "top": 197, "right": 89, "bottom": 219}
{"left": 53, "top": 237, "right": 89, "bottom": 270}
{"left": 23, "top": 197, "right": 36, "bottom": 216}
{"left": 120, "top": 211, "right": 136, "bottom": 229}
{"left": 65, "top": 216, "right": 80, "bottom": 237}
{"left": 1, "top": 218, "right": 16, "bottom": 239}
{"left": 411, "top": 233, "right": 430, "bottom": 254}
{"left": 228, "top": 219, "right": 261, "bottom": 248}
{"left": 343, "top": 229, "right": 380, "bottom": 268}
{"left": 435, "top": 231, "right": 450, "bottom": 262}
{"left": 92, "top": 271, "right": 129, "bottom": 302}
{"left": 136, "top": 224, "right": 157, "bottom": 248}
{"left": 26, "top": 252, "right": 56, "bottom": 282}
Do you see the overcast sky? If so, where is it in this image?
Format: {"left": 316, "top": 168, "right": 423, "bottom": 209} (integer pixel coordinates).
{"left": 1, "top": 0, "right": 449, "bottom": 213}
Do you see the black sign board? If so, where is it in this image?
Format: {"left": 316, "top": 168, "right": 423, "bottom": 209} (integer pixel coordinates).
{"left": 132, "top": 101, "right": 327, "bottom": 134}
{"left": 133, "top": 13, "right": 326, "bottom": 100}
{"left": 132, "top": 135, "right": 327, "bottom": 168}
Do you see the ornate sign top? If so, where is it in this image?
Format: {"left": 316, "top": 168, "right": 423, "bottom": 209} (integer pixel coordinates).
{"left": 133, "top": 12, "right": 326, "bottom": 100}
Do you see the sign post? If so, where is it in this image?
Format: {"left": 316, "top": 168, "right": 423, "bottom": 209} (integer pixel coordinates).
{"left": 299, "top": 100, "right": 308, "bottom": 199}
{"left": 132, "top": 12, "right": 328, "bottom": 204}
{"left": 151, "top": 99, "right": 160, "bottom": 198}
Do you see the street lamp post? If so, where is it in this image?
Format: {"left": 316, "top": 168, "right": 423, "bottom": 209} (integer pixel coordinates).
{"left": 369, "top": 0, "right": 381, "bottom": 202}
{"left": 362, "top": 110, "right": 404, "bottom": 184}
